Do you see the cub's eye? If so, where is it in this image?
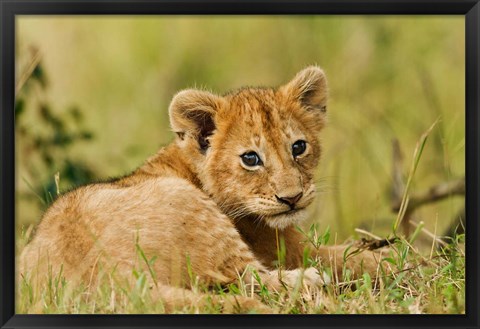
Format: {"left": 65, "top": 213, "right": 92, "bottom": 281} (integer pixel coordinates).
{"left": 292, "top": 140, "right": 307, "bottom": 157}
{"left": 241, "top": 152, "right": 263, "bottom": 167}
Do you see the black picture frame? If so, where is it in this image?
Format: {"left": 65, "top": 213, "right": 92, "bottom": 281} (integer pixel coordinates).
{"left": 1, "top": 1, "right": 479, "bottom": 328}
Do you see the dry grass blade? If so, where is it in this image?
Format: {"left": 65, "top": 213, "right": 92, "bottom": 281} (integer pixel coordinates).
{"left": 393, "top": 120, "right": 439, "bottom": 235}
{"left": 408, "top": 219, "right": 448, "bottom": 248}
{"left": 16, "top": 48, "right": 42, "bottom": 96}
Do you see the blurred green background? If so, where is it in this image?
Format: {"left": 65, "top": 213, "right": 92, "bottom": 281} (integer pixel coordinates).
{"left": 15, "top": 16, "right": 465, "bottom": 243}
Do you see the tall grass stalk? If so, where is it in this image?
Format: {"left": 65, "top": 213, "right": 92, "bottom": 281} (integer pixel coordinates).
{"left": 393, "top": 120, "right": 439, "bottom": 235}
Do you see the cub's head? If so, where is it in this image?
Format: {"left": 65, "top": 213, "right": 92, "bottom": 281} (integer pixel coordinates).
{"left": 169, "top": 66, "right": 328, "bottom": 229}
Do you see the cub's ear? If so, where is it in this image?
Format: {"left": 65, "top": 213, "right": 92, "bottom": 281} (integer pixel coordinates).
{"left": 169, "top": 89, "right": 224, "bottom": 151}
{"left": 281, "top": 66, "right": 328, "bottom": 113}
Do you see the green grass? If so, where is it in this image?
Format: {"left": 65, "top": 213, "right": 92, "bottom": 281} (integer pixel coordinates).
{"left": 15, "top": 119, "right": 465, "bottom": 315}
{"left": 16, "top": 228, "right": 465, "bottom": 314}
{"left": 15, "top": 17, "right": 465, "bottom": 314}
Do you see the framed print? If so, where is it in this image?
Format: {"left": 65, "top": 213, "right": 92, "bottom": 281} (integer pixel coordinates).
{"left": 1, "top": 0, "right": 479, "bottom": 328}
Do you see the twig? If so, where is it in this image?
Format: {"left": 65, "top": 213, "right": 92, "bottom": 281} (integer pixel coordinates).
{"left": 392, "top": 177, "right": 465, "bottom": 213}
{"left": 354, "top": 228, "right": 382, "bottom": 241}
{"left": 354, "top": 228, "right": 399, "bottom": 250}
{"left": 391, "top": 136, "right": 465, "bottom": 237}
{"left": 357, "top": 237, "right": 398, "bottom": 251}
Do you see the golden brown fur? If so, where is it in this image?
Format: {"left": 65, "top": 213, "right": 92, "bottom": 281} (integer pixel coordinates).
{"left": 19, "top": 67, "right": 385, "bottom": 313}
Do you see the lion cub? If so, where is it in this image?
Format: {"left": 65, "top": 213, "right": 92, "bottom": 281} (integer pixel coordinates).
{"left": 19, "top": 67, "right": 382, "bottom": 312}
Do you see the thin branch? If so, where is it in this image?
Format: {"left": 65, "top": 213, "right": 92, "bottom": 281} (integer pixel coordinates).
{"left": 354, "top": 228, "right": 382, "bottom": 241}
{"left": 392, "top": 177, "right": 465, "bottom": 213}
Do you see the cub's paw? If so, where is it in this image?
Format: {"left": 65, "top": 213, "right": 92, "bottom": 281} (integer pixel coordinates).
{"left": 219, "top": 295, "right": 273, "bottom": 314}
{"left": 317, "top": 245, "right": 393, "bottom": 280}
{"left": 279, "top": 267, "right": 326, "bottom": 290}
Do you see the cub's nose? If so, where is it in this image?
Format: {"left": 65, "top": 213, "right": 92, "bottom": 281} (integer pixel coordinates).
{"left": 276, "top": 192, "right": 303, "bottom": 209}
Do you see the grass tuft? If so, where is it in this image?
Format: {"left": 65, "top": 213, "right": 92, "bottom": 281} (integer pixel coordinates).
{"left": 16, "top": 228, "right": 464, "bottom": 314}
